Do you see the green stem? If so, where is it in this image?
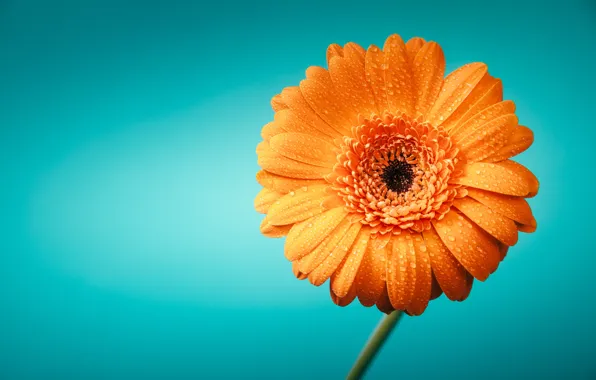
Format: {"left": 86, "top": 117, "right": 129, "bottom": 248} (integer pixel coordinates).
{"left": 346, "top": 311, "right": 404, "bottom": 380}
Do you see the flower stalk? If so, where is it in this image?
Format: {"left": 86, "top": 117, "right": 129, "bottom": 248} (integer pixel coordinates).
{"left": 347, "top": 311, "right": 404, "bottom": 380}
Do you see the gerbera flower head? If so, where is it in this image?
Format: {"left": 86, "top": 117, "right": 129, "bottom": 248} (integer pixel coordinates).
{"left": 255, "top": 34, "right": 538, "bottom": 315}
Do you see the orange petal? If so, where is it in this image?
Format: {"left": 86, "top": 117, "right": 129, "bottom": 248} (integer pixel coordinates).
{"left": 430, "top": 272, "right": 444, "bottom": 300}
{"left": 344, "top": 42, "right": 366, "bottom": 63}
{"left": 427, "top": 63, "right": 488, "bottom": 126}
{"left": 386, "top": 232, "right": 416, "bottom": 310}
{"left": 331, "top": 279, "right": 358, "bottom": 307}
{"left": 406, "top": 37, "right": 426, "bottom": 61}
{"left": 453, "top": 197, "right": 519, "bottom": 246}
{"left": 260, "top": 217, "right": 292, "bottom": 238}
{"left": 517, "top": 218, "right": 537, "bottom": 233}
{"left": 257, "top": 141, "right": 330, "bottom": 179}
{"left": 375, "top": 286, "right": 395, "bottom": 314}
{"left": 383, "top": 34, "right": 415, "bottom": 116}
{"left": 412, "top": 41, "right": 445, "bottom": 119}
{"left": 465, "top": 188, "right": 535, "bottom": 225}
{"left": 271, "top": 94, "right": 289, "bottom": 112}
{"left": 422, "top": 227, "right": 473, "bottom": 301}
{"left": 300, "top": 73, "right": 355, "bottom": 136}
{"left": 254, "top": 188, "right": 284, "bottom": 214}
{"left": 450, "top": 100, "right": 516, "bottom": 141}
{"left": 500, "top": 160, "right": 539, "bottom": 198}
{"left": 331, "top": 227, "right": 371, "bottom": 297}
{"left": 326, "top": 43, "right": 344, "bottom": 65}
{"left": 355, "top": 233, "right": 390, "bottom": 306}
{"left": 321, "top": 194, "right": 345, "bottom": 210}
{"left": 328, "top": 50, "right": 377, "bottom": 118}
{"left": 440, "top": 74, "right": 502, "bottom": 132}
{"left": 256, "top": 140, "right": 268, "bottom": 155}
{"left": 308, "top": 222, "right": 362, "bottom": 286}
{"left": 280, "top": 86, "right": 342, "bottom": 138}
{"left": 269, "top": 132, "right": 337, "bottom": 168}
{"left": 484, "top": 125, "right": 534, "bottom": 163}
{"left": 365, "top": 45, "right": 389, "bottom": 113}
{"left": 451, "top": 160, "right": 539, "bottom": 197}
{"left": 267, "top": 184, "right": 328, "bottom": 225}
{"left": 292, "top": 261, "right": 308, "bottom": 280}
{"left": 256, "top": 170, "right": 327, "bottom": 194}
{"left": 261, "top": 121, "right": 285, "bottom": 141}
{"left": 305, "top": 65, "right": 329, "bottom": 82}
{"left": 432, "top": 210, "right": 501, "bottom": 281}
{"left": 407, "top": 234, "right": 433, "bottom": 316}
{"left": 297, "top": 217, "right": 353, "bottom": 274}
{"left": 272, "top": 109, "right": 335, "bottom": 141}
{"left": 457, "top": 114, "right": 518, "bottom": 162}
{"left": 284, "top": 207, "right": 348, "bottom": 261}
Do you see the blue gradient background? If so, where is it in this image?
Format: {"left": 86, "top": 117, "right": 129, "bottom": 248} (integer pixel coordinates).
{"left": 1, "top": 1, "right": 595, "bottom": 379}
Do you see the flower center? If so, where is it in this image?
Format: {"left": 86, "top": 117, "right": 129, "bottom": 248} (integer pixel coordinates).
{"left": 327, "top": 112, "right": 464, "bottom": 235}
{"left": 381, "top": 157, "right": 414, "bottom": 194}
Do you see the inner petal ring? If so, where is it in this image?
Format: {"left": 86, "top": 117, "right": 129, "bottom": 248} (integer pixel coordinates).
{"left": 327, "top": 112, "right": 464, "bottom": 235}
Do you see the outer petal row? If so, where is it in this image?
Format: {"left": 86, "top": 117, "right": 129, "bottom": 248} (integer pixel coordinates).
{"left": 326, "top": 225, "right": 476, "bottom": 314}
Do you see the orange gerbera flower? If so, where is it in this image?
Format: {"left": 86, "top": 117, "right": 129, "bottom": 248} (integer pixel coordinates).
{"left": 254, "top": 34, "right": 538, "bottom": 315}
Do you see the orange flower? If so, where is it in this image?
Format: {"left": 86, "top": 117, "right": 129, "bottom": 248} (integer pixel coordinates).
{"left": 254, "top": 34, "right": 538, "bottom": 315}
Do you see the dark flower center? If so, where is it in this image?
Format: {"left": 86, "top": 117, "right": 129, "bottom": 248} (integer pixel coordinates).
{"left": 381, "top": 158, "right": 414, "bottom": 194}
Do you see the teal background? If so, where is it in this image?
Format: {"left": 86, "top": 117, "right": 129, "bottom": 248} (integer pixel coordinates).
{"left": 1, "top": 0, "right": 595, "bottom": 379}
